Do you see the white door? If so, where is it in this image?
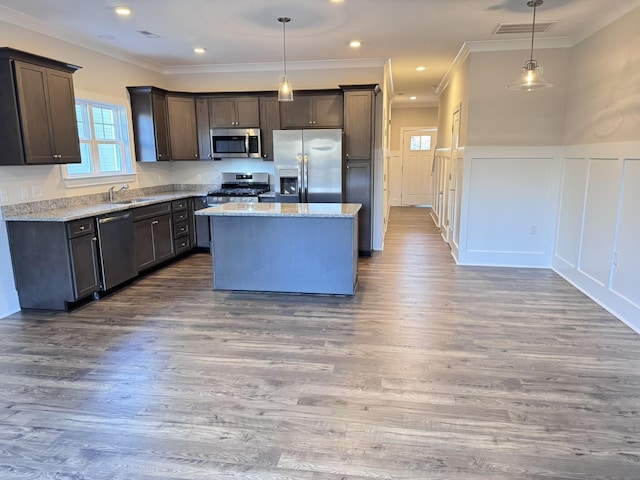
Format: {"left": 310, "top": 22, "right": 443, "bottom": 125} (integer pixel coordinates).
{"left": 400, "top": 129, "right": 435, "bottom": 205}
{"left": 446, "top": 106, "right": 461, "bottom": 245}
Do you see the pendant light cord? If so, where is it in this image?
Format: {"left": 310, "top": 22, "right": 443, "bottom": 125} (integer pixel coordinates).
{"left": 529, "top": 1, "right": 537, "bottom": 64}
{"left": 278, "top": 17, "right": 290, "bottom": 76}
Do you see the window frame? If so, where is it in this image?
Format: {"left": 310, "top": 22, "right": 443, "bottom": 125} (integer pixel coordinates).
{"left": 62, "top": 98, "right": 136, "bottom": 187}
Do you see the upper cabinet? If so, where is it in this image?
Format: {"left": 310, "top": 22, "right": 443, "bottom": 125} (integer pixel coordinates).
{"left": 280, "top": 91, "right": 343, "bottom": 129}
{"left": 166, "top": 95, "right": 199, "bottom": 161}
{"left": 259, "top": 95, "right": 280, "bottom": 161}
{"left": 128, "top": 86, "right": 171, "bottom": 162}
{"left": 0, "top": 48, "right": 81, "bottom": 166}
{"left": 209, "top": 96, "right": 259, "bottom": 127}
{"left": 342, "top": 86, "right": 378, "bottom": 161}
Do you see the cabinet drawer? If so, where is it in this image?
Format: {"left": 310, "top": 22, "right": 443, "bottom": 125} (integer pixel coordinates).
{"left": 174, "top": 235, "right": 192, "bottom": 254}
{"left": 172, "top": 199, "right": 188, "bottom": 212}
{"left": 66, "top": 217, "right": 95, "bottom": 238}
{"left": 172, "top": 210, "right": 188, "bottom": 223}
{"left": 174, "top": 220, "right": 189, "bottom": 238}
{"left": 132, "top": 202, "right": 172, "bottom": 221}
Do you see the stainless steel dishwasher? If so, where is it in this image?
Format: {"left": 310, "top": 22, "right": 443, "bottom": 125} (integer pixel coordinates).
{"left": 96, "top": 211, "right": 137, "bottom": 291}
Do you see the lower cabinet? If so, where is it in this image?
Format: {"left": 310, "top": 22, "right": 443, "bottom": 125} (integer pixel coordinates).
{"left": 172, "top": 198, "right": 192, "bottom": 254}
{"left": 7, "top": 217, "right": 100, "bottom": 310}
{"left": 133, "top": 202, "right": 175, "bottom": 271}
{"left": 192, "top": 196, "right": 211, "bottom": 249}
{"left": 345, "top": 161, "right": 372, "bottom": 255}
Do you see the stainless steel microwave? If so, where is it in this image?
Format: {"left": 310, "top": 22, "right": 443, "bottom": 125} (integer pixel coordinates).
{"left": 210, "top": 128, "right": 261, "bottom": 159}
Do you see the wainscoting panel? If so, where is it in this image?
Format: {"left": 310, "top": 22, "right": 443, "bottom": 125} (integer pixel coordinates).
{"left": 554, "top": 143, "right": 640, "bottom": 333}
{"left": 458, "top": 147, "right": 561, "bottom": 267}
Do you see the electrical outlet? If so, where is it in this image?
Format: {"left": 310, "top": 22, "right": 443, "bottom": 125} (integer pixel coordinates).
{"left": 530, "top": 225, "right": 538, "bottom": 235}
{"left": 32, "top": 185, "right": 43, "bottom": 198}
{"left": 20, "top": 186, "right": 29, "bottom": 200}
{"left": 0, "top": 189, "right": 8, "bottom": 204}
{"left": 613, "top": 251, "right": 620, "bottom": 266}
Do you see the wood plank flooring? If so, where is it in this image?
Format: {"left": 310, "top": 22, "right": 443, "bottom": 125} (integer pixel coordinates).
{"left": 1, "top": 206, "right": 639, "bottom": 479}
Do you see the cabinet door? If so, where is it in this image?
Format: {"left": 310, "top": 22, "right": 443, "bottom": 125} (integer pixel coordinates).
{"left": 134, "top": 218, "right": 156, "bottom": 271}
{"left": 46, "top": 69, "right": 81, "bottom": 163}
{"left": 152, "top": 93, "right": 170, "bottom": 160}
{"left": 13, "top": 61, "right": 55, "bottom": 164}
{"left": 280, "top": 96, "right": 313, "bottom": 128}
{"left": 209, "top": 98, "right": 236, "bottom": 127}
{"left": 192, "top": 197, "right": 211, "bottom": 249}
{"left": 196, "top": 97, "right": 212, "bottom": 159}
{"left": 153, "top": 214, "right": 175, "bottom": 263}
{"left": 345, "top": 161, "right": 372, "bottom": 254}
{"left": 167, "top": 96, "right": 199, "bottom": 160}
{"left": 235, "top": 97, "right": 260, "bottom": 127}
{"left": 259, "top": 96, "right": 280, "bottom": 160}
{"left": 314, "top": 94, "right": 343, "bottom": 128}
{"left": 344, "top": 90, "right": 373, "bottom": 161}
{"left": 69, "top": 234, "right": 100, "bottom": 299}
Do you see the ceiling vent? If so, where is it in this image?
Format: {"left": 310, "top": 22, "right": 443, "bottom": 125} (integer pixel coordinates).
{"left": 137, "top": 30, "right": 161, "bottom": 39}
{"left": 493, "top": 21, "right": 556, "bottom": 35}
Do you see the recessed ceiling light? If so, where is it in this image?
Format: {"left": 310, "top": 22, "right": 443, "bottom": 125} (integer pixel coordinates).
{"left": 114, "top": 6, "right": 131, "bottom": 16}
{"left": 416, "top": 66, "right": 426, "bottom": 71}
{"left": 330, "top": 0, "right": 345, "bottom": 3}
{"left": 193, "top": 47, "right": 207, "bottom": 54}
{"left": 350, "top": 40, "right": 362, "bottom": 48}
{"left": 410, "top": 96, "right": 417, "bottom": 100}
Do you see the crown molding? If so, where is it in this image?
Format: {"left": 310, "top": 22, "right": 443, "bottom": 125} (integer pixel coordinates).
{"left": 161, "top": 58, "right": 387, "bottom": 75}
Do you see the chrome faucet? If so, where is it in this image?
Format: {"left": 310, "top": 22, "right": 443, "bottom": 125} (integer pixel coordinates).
{"left": 108, "top": 183, "right": 129, "bottom": 202}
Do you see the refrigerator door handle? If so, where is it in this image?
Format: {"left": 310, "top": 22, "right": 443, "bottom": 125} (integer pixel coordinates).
{"left": 303, "top": 154, "right": 309, "bottom": 203}
{"left": 297, "top": 154, "right": 304, "bottom": 202}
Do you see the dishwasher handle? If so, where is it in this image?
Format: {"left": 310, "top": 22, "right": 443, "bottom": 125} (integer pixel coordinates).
{"left": 98, "top": 212, "right": 132, "bottom": 224}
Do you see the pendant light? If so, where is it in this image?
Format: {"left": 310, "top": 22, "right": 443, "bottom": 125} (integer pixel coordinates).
{"left": 507, "top": 0, "right": 552, "bottom": 91}
{"left": 277, "top": 16, "right": 294, "bottom": 102}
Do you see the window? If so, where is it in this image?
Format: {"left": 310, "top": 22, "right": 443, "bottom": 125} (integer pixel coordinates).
{"left": 410, "top": 135, "right": 432, "bottom": 151}
{"left": 65, "top": 100, "right": 133, "bottom": 178}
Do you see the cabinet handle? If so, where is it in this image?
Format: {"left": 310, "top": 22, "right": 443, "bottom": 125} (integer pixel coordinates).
{"left": 152, "top": 220, "right": 159, "bottom": 225}
{"left": 80, "top": 226, "right": 85, "bottom": 230}
{"left": 195, "top": 153, "right": 198, "bottom": 158}
{"left": 92, "top": 237, "right": 97, "bottom": 242}
{"left": 346, "top": 153, "right": 350, "bottom": 158}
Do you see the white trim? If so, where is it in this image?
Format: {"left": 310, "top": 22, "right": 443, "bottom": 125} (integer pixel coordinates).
{"left": 61, "top": 172, "right": 138, "bottom": 189}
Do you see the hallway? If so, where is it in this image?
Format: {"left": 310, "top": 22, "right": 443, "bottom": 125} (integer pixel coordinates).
{"left": 0, "top": 206, "right": 639, "bottom": 479}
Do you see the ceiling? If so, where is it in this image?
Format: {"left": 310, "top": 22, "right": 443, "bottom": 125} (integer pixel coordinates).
{"left": 1, "top": 0, "right": 639, "bottom": 107}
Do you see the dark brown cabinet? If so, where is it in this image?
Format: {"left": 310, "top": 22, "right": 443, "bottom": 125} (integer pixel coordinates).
{"left": 259, "top": 95, "right": 280, "bottom": 161}
{"left": 209, "top": 96, "right": 259, "bottom": 127}
{"left": 167, "top": 95, "right": 199, "bottom": 160}
{"left": 280, "top": 92, "right": 343, "bottom": 129}
{"left": 342, "top": 85, "right": 379, "bottom": 255}
{"left": 343, "top": 88, "right": 375, "bottom": 161}
{"left": 127, "top": 86, "right": 171, "bottom": 162}
{"left": 0, "top": 48, "right": 81, "bottom": 166}
{"left": 345, "top": 161, "right": 372, "bottom": 255}
{"left": 172, "top": 198, "right": 192, "bottom": 254}
{"left": 192, "top": 196, "right": 211, "bottom": 249}
{"left": 7, "top": 217, "right": 100, "bottom": 310}
{"left": 195, "top": 97, "right": 212, "bottom": 159}
{"left": 133, "top": 202, "right": 174, "bottom": 271}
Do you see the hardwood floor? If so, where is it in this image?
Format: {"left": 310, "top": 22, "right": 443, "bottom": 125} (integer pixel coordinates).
{"left": 1, "top": 206, "right": 639, "bottom": 479}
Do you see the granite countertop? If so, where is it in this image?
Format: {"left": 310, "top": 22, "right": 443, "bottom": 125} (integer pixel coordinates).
{"left": 2, "top": 191, "right": 208, "bottom": 222}
{"left": 196, "top": 202, "right": 362, "bottom": 218}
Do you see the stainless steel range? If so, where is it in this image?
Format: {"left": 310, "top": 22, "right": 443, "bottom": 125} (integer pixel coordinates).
{"left": 207, "top": 172, "right": 270, "bottom": 205}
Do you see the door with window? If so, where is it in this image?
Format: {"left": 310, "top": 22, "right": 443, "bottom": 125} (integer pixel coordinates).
{"left": 400, "top": 129, "right": 435, "bottom": 205}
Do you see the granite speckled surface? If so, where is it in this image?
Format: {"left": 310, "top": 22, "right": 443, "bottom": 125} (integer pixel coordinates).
{"left": 196, "top": 202, "right": 361, "bottom": 218}
{"left": 1, "top": 184, "right": 213, "bottom": 222}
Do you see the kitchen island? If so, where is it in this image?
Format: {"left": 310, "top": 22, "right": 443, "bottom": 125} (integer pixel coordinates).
{"left": 196, "top": 203, "right": 361, "bottom": 295}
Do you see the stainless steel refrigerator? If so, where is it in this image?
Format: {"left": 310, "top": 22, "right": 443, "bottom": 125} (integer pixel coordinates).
{"left": 273, "top": 129, "right": 343, "bottom": 203}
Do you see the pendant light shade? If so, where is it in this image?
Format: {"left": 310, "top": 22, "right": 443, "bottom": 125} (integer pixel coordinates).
{"left": 507, "top": 0, "right": 553, "bottom": 91}
{"left": 277, "top": 17, "right": 294, "bottom": 102}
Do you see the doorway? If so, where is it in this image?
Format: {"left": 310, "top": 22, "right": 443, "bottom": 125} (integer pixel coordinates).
{"left": 390, "top": 128, "right": 436, "bottom": 206}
